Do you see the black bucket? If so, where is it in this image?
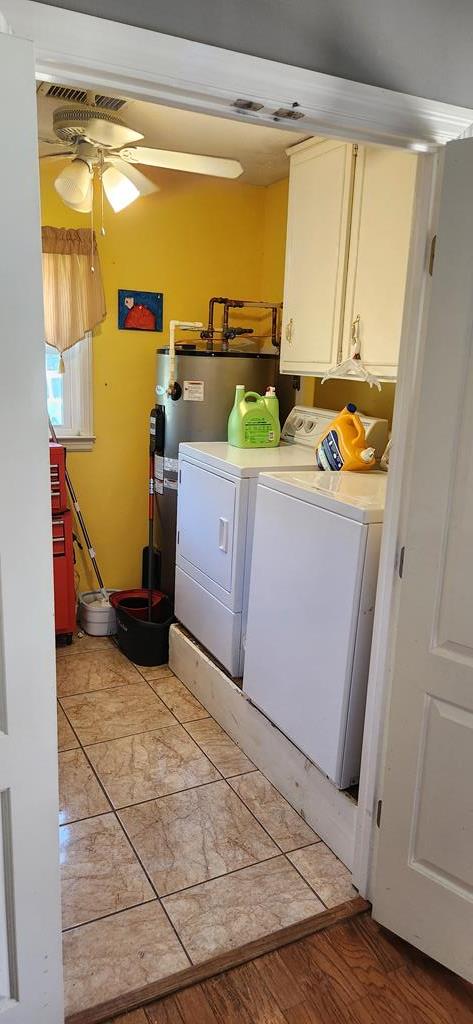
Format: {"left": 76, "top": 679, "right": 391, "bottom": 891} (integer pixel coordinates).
{"left": 115, "top": 595, "right": 175, "bottom": 666}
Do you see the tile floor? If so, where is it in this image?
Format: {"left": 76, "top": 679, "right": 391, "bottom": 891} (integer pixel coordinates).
{"left": 57, "top": 634, "right": 357, "bottom": 1017}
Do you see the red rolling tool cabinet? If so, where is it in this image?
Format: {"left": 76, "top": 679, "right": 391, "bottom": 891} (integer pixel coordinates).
{"left": 49, "top": 443, "right": 76, "bottom": 644}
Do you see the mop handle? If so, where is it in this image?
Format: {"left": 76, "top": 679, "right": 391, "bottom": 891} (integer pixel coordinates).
{"left": 48, "top": 417, "right": 107, "bottom": 598}
{"left": 147, "top": 453, "right": 154, "bottom": 622}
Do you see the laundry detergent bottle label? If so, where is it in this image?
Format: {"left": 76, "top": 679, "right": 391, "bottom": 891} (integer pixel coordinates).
{"left": 244, "top": 415, "right": 275, "bottom": 445}
{"left": 316, "top": 429, "right": 345, "bottom": 470}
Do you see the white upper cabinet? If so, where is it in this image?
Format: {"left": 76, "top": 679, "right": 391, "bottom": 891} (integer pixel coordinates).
{"left": 280, "top": 139, "right": 356, "bottom": 376}
{"left": 280, "top": 139, "right": 417, "bottom": 380}
{"left": 342, "top": 146, "right": 418, "bottom": 380}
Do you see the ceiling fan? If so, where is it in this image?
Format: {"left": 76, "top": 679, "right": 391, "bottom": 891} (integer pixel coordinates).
{"left": 41, "top": 97, "right": 244, "bottom": 213}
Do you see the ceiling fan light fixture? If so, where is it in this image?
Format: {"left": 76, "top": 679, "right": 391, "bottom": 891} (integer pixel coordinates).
{"left": 106, "top": 157, "right": 159, "bottom": 196}
{"left": 102, "top": 165, "right": 140, "bottom": 212}
{"left": 62, "top": 180, "right": 94, "bottom": 213}
{"left": 54, "top": 158, "right": 91, "bottom": 205}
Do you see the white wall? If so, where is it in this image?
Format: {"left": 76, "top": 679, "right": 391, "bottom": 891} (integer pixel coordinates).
{"left": 39, "top": 0, "right": 473, "bottom": 108}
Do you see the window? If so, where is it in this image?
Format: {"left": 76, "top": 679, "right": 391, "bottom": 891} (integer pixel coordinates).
{"left": 45, "top": 333, "right": 94, "bottom": 450}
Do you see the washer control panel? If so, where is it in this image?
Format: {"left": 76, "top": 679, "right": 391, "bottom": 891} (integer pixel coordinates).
{"left": 281, "top": 406, "right": 340, "bottom": 447}
{"left": 281, "top": 405, "right": 389, "bottom": 459}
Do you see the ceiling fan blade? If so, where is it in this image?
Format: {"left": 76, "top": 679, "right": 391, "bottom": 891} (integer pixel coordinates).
{"left": 106, "top": 156, "right": 159, "bottom": 195}
{"left": 119, "top": 146, "right": 243, "bottom": 179}
{"left": 39, "top": 137, "right": 71, "bottom": 146}
{"left": 40, "top": 152, "right": 75, "bottom": 161}
{"left": 85, "top": 119, "right": 143, "bottom": 149}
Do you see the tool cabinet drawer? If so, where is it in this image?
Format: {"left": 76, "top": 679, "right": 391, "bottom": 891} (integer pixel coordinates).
{"left": 52, "top": 510, "right": 76, "bottom": 637}
{"left": 49, "top": 442, "right": 67, "bottom": 513}
{"left": 52, "top": 517, "right": 67, "bottom": 556}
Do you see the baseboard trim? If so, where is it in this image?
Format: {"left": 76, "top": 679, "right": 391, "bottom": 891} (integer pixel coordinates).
{"left": 66, "top": 897, "right": 370, "bottom": 1024}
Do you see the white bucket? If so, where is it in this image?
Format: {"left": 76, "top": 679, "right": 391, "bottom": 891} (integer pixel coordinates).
{"left": 78, "top": 590, "right": 117, "bottom": 636}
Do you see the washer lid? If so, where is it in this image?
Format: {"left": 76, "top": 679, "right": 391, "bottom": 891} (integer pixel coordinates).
{"left": 258, "top": 470, "right": 387, "bottom": 522}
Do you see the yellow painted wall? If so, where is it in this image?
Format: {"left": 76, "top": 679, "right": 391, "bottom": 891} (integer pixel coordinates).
{"left": 41, "top": 163, "right": 395, "bottom": 593}
{"left": 261, "top": 177, "right": 288, "bottom": 301}
{"left": 40, "top": 161, "right": 268, "bottom": 591}
{"left": 313, "top": 377, "right": 395, "bottom": 426}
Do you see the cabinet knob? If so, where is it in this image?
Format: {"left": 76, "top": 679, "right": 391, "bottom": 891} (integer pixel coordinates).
{"left": 286, "top": 317, "right": 294, "bottom": 344}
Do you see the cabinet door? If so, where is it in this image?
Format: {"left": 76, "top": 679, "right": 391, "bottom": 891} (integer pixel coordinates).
{"left": 280, "top": 139, "right": 356, "bottom": 376}
{"left": 342, "top": 146, "right": 417, "bottom": 379}
{"left": 177, "top": 460, "right": 237, "bottom": 592}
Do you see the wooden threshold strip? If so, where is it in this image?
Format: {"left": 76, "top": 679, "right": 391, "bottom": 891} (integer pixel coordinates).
{"left": 66, "top": 896, "right": 370, "bottom": 1024}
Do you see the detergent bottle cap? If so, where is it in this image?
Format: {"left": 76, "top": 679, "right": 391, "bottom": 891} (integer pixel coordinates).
{"left": 347, "top": 403, "right": 357, "bottom": 413}
{"left": 361, "top": 447, "right": 375, "bottom": 463}
{"left": 265, "top": 386, "right": 276, "bottom": 396}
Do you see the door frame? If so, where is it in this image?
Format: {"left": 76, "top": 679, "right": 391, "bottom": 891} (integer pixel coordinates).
{"left": 2, "top": 0, "right": 472, "bottom": 901}
{"left": 352, "top": 150, "right": 443, "bottom": 894}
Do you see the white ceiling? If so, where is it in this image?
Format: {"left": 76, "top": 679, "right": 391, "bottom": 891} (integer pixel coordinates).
{"left": 37, "top": 84, "right": 312, "bottom": 185}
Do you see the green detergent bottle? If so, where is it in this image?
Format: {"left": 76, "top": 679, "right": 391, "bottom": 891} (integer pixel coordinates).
{"left": 228, "top": 386, "right": 279, "bottom": 448}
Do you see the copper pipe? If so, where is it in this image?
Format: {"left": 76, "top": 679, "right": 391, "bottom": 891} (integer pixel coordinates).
{"left": 201, "top": 296, "right": 282, "bottom": 351}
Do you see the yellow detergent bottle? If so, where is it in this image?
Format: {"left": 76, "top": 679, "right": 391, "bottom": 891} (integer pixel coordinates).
{"left": 315, "top": 403, "right": 376, "bottom": 471}
{"left": 228, "top": 387, "right": 279, "bottom": 448}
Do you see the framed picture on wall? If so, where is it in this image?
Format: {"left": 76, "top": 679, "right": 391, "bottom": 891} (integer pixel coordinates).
{"left": 118, "top": 289, "right": 163, "bottom": 332}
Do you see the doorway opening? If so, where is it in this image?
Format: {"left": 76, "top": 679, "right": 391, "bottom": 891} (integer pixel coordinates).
{"left": 37, "top": 71, "right": 423, "bottom": 1020}
{"left": 7, "top": 4, "right": 472, "bottom": 1021}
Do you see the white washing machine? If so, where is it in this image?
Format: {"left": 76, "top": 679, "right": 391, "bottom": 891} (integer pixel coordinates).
{"left": 175, "top": 407, "right": 388, "bottom": 676}
{"left": 243, "top": 470, "right": 387, "bottom": 788}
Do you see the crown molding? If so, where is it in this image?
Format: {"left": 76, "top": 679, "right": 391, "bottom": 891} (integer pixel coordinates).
{"left": 2, "top": 0, "right": 473, "bottom": 151}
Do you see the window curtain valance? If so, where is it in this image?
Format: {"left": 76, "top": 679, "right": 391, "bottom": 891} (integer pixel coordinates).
{"left": 42, "top": 227, "right": 106, "bottom": 368}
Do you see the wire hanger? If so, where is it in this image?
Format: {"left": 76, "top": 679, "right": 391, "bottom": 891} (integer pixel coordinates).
{"left": 321, "top": 315, "right": 382, "bottom": 390}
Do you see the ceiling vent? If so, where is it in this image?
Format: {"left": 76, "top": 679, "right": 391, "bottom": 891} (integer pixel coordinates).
{"left": 94, "top": 94, "right": 127, "bottom": 112}
{"left": 37, "top": 82, "right": 127, "bottom": 112}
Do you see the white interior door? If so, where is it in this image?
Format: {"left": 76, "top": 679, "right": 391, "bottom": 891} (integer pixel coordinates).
{"left": 373, "top": 138, "right": 473, "bottom": 982}
{"left": 0, "top": 29, "right": 63, "bottom": 1022}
